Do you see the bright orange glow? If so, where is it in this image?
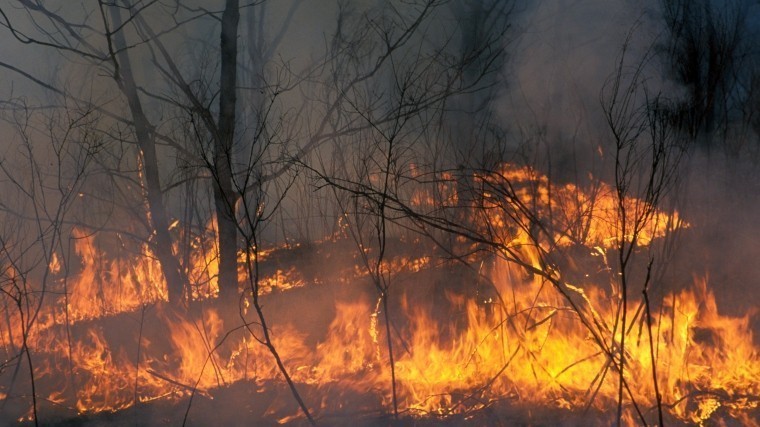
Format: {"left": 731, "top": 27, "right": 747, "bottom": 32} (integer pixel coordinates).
{"left": 0, "top": 164, "right": 755, "bottom": 426}
{"left": 475, "top": 164, "right": 685, "bottom": 249}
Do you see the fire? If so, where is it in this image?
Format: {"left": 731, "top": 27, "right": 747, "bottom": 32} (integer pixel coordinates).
{"left": 62, "top": 229, "right": 167, "bottom": 321}
{"left": 0, "top": 164, "right": 756, "bottom": 425}
{"left": 475, "top": 164, "right": 685, "bottom": 249}
{"left": 274, "top": 251, "right": 757, "bottom": 424}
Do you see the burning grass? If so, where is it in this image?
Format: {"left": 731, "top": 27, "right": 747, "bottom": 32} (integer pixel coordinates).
{"left": 1, "top": 166, "right": 758, "bottom": 425}
{"left": 3, "top": 242, "right": 758, "bottom": 425}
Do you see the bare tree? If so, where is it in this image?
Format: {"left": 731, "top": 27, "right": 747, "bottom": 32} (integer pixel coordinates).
{"left": 658, "top": 0, "right": 755, "bottom": 151}
{"left": 0, "top": 0, "right": 198, "bottom": 304}
{"left": 601, "top": 35, "right": 686, "bottom": 425}
{"left": 0, "top": 99, "right": 98, "bottom": 425}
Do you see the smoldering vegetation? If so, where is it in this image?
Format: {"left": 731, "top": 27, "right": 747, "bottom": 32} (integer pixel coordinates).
{"left": 0, "top": 0, "right": 759, "bottom": 425}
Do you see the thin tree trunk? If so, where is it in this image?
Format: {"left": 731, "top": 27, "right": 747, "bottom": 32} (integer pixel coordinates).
{"left": 215, "top": 0, "right": 240, "bottom": 305}
{"left": 108, "top": 5, "right": 188, "bottom": 305}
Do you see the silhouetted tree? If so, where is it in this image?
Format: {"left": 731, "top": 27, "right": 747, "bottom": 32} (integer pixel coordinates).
{"left": 659, "top": 0, "right": 756, "bottom": 151}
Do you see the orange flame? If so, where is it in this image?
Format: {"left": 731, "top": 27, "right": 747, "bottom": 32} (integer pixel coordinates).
{"left": 1, "top": 165, "right": 756, "bottom": 426}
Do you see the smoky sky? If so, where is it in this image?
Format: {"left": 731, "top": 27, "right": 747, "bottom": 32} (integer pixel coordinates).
{"left": 499, "top": 0, "right": 661, "bottom": 171}
{"left": 0, "top": 0, "right": 759, "bottom": 315}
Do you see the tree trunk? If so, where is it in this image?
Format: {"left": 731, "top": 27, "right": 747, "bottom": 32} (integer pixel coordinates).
{"left": 215, "top": 0, "right": 241, "bottom": 305}
{"left": 109, "top": 6, "right": 188, "bottom": 305}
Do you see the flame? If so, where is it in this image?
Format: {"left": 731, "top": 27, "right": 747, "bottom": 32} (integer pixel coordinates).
{"left": 62, "top": 229, "right": 167, "bottom": 321}
{"left": 474, "top": 164, "right": 685, "bottom": 249}
{"left": 0, "top": 164, "right": 756, "bottom": 425}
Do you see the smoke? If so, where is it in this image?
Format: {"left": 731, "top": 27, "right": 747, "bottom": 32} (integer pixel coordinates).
{"left": 499, "top": 0, "right": 760, "bottom": 320}
{"left": 499, "top": 0, "right": 662, "bottom": 177}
